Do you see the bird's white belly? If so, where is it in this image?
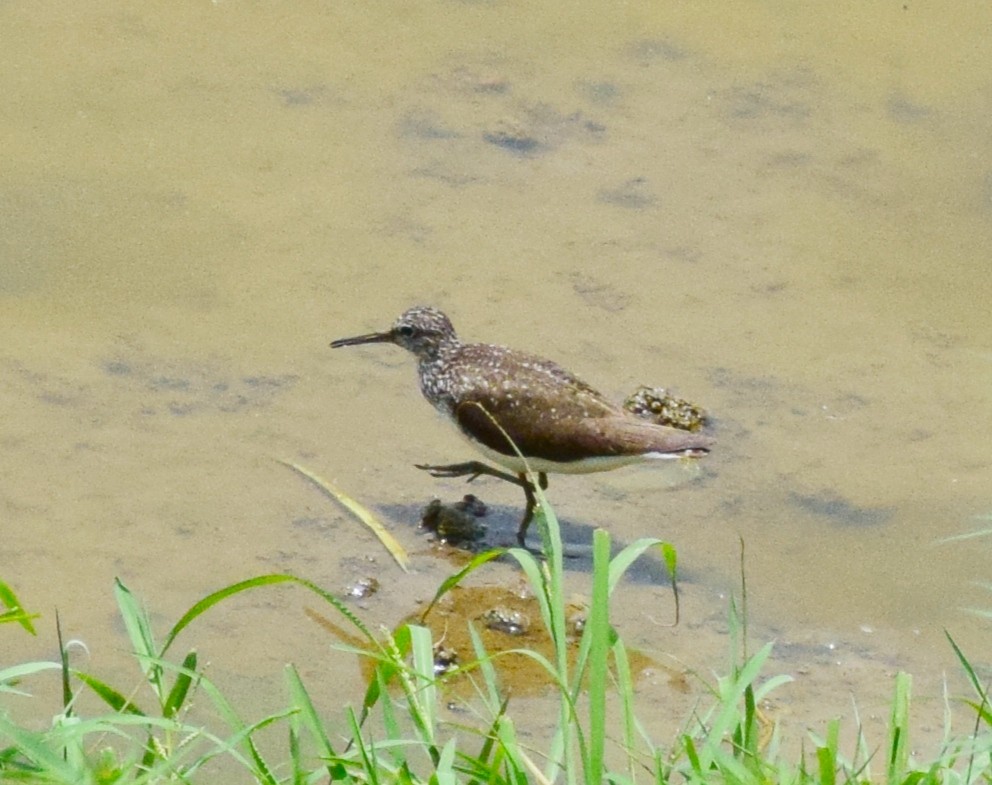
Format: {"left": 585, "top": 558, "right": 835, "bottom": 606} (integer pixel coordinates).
{"left": 461, "top": 434, "right": 679, "bottom": 476}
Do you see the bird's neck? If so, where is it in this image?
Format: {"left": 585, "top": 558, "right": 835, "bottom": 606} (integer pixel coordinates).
{"left": 416, "top": 341, "right": 460, "bottom": 413}
{"left": 415, "top": 337, "right": 458, "bottom": 364}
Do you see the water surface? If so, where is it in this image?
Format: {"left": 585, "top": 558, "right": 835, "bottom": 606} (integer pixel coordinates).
{"left": 2, "top": 0, "right": 991, "bottom": 765}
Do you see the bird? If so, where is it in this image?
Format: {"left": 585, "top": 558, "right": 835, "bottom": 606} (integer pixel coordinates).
{"left": 330, "top": 306, "right": 712, "bottom": 546}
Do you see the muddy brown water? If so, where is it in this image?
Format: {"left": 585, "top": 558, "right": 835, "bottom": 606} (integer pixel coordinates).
{"left": 2, "top": 0, "right": 991, "bottom": 774}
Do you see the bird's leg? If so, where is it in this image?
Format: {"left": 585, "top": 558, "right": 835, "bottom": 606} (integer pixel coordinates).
{"left": 514, "top": 471, "right": 548, "bottom": 547}
{"left": 415, "top": 461, "right": 527, "bottom": 488}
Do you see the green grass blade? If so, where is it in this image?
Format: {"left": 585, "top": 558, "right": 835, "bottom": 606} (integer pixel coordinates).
{"left": 607, "top": 538, "right": 680, "bottom": 624}
{"left": 610, "top": 636, "right": 638, "bottom": 782}
{"left": 163, "top": 650, "right": 198, "bottom": 718}
{"left": 348, "top": 706, "right": 381, "bottom": 785}
{"left": 659, "top": 541, "right": 680, "bottom": 626}
{"left": 504, "top": 548, "right": 554, "bottom": 634}
{"left": 0, "top": 660, "right": 63, "bottom": 693}
{"left": 73, "top": 670, "right": 146, "bottom": 715}
{"left": 361, "top": 622, "right": 414, "bottom": 717}
{"left": 886, "top": 672, "right": 911, "bottom": 785}
{"left": 159, "top": 574, "right": 298, "bottom": 655}
{"left": 606, "top": 537, "right": 662, "bottom": 592}
{"left": 816, "top": 741, "right": 836, "bottom": 785}
{"left": 114, "top": 578, "right": 164, "bottom": 696}
{"left": 284, "top": 664, "right": 346, "bottom": 779}
{"left": 585, "top": 529, "right": 612, "bottom": 785}
{"left": 288, "top": 709, "right": 303, "bottom": 785}
{"left": 418, "top": 548, "right": 506, "bottom": 621}
{"left": 196, "top": 688, "right": 292, "bottom": 783}
{"left": 0, "top": 717, "right": 79, "bottom": 780}
{"left": 436, "top": 737, "right": 458, "bottom": 785}
{"left": 0, "top": 607, "right": 41, "bottom": 631}
{"left": 530, "top": 478, "right": 563, "bottom": 575}
{"left": 0, "top": 579, "right": 38, "bottom": 635}
{"left": 682, "top": 735, "right": 703, "bottom": 777}
{"left": 694, "top": 642, "right": 774, "bottom": 771}
{"left": 160, "top": 573, "right": 376, "bottom": 657}
{"left": 55, "top": 610, "right": 74, "bottom": 714}
{"left": 407, "top": 624, "right": 439, "bottom": 751}
{"left": 467, "top": 691, "right": 511, "bottom": 776}
{"left": 467, "top": 621, "right": 502, "bottom": 709}
{"left": 945, "top": 631, "right": 990, "bottom": 718}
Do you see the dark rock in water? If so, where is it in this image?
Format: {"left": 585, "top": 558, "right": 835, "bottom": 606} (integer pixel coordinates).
{"left": 420, "top": 495, "right": 488, "bottom": 545}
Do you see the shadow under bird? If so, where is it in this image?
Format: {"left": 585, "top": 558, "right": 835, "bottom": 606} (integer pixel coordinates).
{"left": 330, "top": 306, "right": 713, "bottom": 546}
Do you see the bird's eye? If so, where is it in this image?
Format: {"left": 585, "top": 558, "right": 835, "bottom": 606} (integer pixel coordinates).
{"left": 397, "top": 325, "right": 414, "bottom": 337}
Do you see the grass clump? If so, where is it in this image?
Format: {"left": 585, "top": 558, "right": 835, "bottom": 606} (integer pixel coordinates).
{"left": 2, "top": 492, "right": 992, "bottom": 783}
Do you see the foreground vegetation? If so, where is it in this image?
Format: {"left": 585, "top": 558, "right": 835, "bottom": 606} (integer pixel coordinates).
{"left": 2, "top": 490, "right": 991, "bottom": 784}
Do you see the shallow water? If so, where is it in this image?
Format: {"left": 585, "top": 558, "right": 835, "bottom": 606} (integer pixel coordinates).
{"left": 2, "top": 0, "right": 991, "bottom": 770}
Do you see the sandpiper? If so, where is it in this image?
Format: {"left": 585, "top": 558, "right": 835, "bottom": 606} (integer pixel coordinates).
{"left": 331, "top": 306, "right": 712, "bottom": 546}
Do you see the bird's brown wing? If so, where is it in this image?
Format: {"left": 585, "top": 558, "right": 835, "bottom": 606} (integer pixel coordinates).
{"left": 456, "top": 401, "right": 712, "bottom": 463}
{"left": 447, "top": 347, "right": 620, "bottom": 462}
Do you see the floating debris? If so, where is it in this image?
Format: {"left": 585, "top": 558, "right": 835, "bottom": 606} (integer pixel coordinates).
{"left": 421, "top": 495, "right": 488, "bottom": 545}
{"left": 433, "top": 644, "right": 460, "bottom": 676}
{"left": 623, "top": 386, "right": 707, "bottom": 432}
{"left": 479, "top": 606, "right": 530, "bottom": 636}
{"left": 345, "top": 576, "right": 380, "bottom": 600}
{"left": 567, "top": 603, "right": 587, "bottom": 638}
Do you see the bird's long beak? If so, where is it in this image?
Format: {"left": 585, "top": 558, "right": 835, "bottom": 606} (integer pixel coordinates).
{"left": 330, "top": 330, "right": 394, "bottom": 349}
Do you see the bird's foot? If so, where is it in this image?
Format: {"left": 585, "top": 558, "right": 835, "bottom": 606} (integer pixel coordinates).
{"left": 415, "top": 461, "right": 527, "bottom": 488}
